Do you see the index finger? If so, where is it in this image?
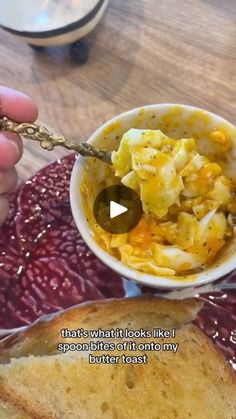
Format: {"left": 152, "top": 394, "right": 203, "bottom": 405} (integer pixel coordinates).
{"left": 0, "top": 86, "right": 38, "bottom": 122}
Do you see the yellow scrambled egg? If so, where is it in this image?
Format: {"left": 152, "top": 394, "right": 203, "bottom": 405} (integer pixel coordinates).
{"left": 95, "top": 129, "right": 235, "bottom": 276}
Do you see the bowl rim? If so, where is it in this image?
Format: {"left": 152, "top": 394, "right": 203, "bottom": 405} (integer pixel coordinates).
{"left": 70, "top": 103, "right": 236, "bottom": 289}
{"left": 0, "top": 0, "right": 107, "bottom": 38}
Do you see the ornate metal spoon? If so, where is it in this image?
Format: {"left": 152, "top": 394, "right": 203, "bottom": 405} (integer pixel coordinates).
{"left": 0, "top": 116, "right": 112, "bottom": 165}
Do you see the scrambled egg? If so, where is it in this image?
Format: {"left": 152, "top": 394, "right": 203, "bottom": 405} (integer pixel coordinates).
{"left": 100, "top": 129, "right": 235, "bottom": 276}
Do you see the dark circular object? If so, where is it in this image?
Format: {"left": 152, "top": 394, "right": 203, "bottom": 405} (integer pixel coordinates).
{"left": 70, "top": 41, "right": 89, "bottom": 64}
{"left": 93, "top": 185, "right": 143, "bottom": 234}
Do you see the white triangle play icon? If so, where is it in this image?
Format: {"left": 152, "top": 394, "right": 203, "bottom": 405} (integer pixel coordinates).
{"left": 110, "top": 201, "right": 128, "bottom": 219}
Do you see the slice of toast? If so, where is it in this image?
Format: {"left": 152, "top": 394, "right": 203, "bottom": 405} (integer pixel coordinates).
{"left": 0, "top": 295, "right": 202, "bottom": 362}
{"left": 0, "top": 296, "right": 235, "bottom": 419}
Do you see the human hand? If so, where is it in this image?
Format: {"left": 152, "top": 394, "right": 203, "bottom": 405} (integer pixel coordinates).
{"left": 0, "top": 86, "right": 38, "bottom": 225}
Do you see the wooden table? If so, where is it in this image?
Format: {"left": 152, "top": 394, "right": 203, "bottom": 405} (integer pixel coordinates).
{"left": 0, "top": 0, "right": 235, "bottom": 183}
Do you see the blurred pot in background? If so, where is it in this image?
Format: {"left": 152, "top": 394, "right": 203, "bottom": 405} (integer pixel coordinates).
{"left": 0, "top": 0, "right": 109, "bottom": 62}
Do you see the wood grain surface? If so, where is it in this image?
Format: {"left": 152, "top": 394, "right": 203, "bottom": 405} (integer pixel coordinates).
{"left": 0, "top": 0, "right": 236, "bottom": 183}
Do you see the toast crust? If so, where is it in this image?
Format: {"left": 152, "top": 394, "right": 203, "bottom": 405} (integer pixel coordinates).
{"left": 0, "top": 391, "right": 45, "bottom": 419}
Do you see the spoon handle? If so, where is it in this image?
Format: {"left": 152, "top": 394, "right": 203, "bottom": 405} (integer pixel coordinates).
{"left": 0, "top": 116, "right": 112, "bottom": 165}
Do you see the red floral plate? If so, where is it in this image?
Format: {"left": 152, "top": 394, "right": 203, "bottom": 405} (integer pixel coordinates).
{"left": 0, "top": 154, "right": 235, "bottom": 371}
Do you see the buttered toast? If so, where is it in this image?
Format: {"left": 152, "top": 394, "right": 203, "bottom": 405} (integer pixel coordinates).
{"left": 0, "top": 296, "right": 235, "bottom": 419}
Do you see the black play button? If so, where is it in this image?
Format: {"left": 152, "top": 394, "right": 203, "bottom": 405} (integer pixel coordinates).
{"left": 93, "top": 185, "right": 143, "bottom": 234}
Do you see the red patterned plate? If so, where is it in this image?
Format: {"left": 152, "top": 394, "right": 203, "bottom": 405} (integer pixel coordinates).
{"left": 0, "top": 154, "right": 235, "bottom": 371}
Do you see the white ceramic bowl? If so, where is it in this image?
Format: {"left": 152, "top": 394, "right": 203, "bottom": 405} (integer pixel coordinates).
{"left": 70, "top": 104, "right": 236, "bottom": 289}
{"left": 0, "top": 0, "right": 108, "bottom": 46}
